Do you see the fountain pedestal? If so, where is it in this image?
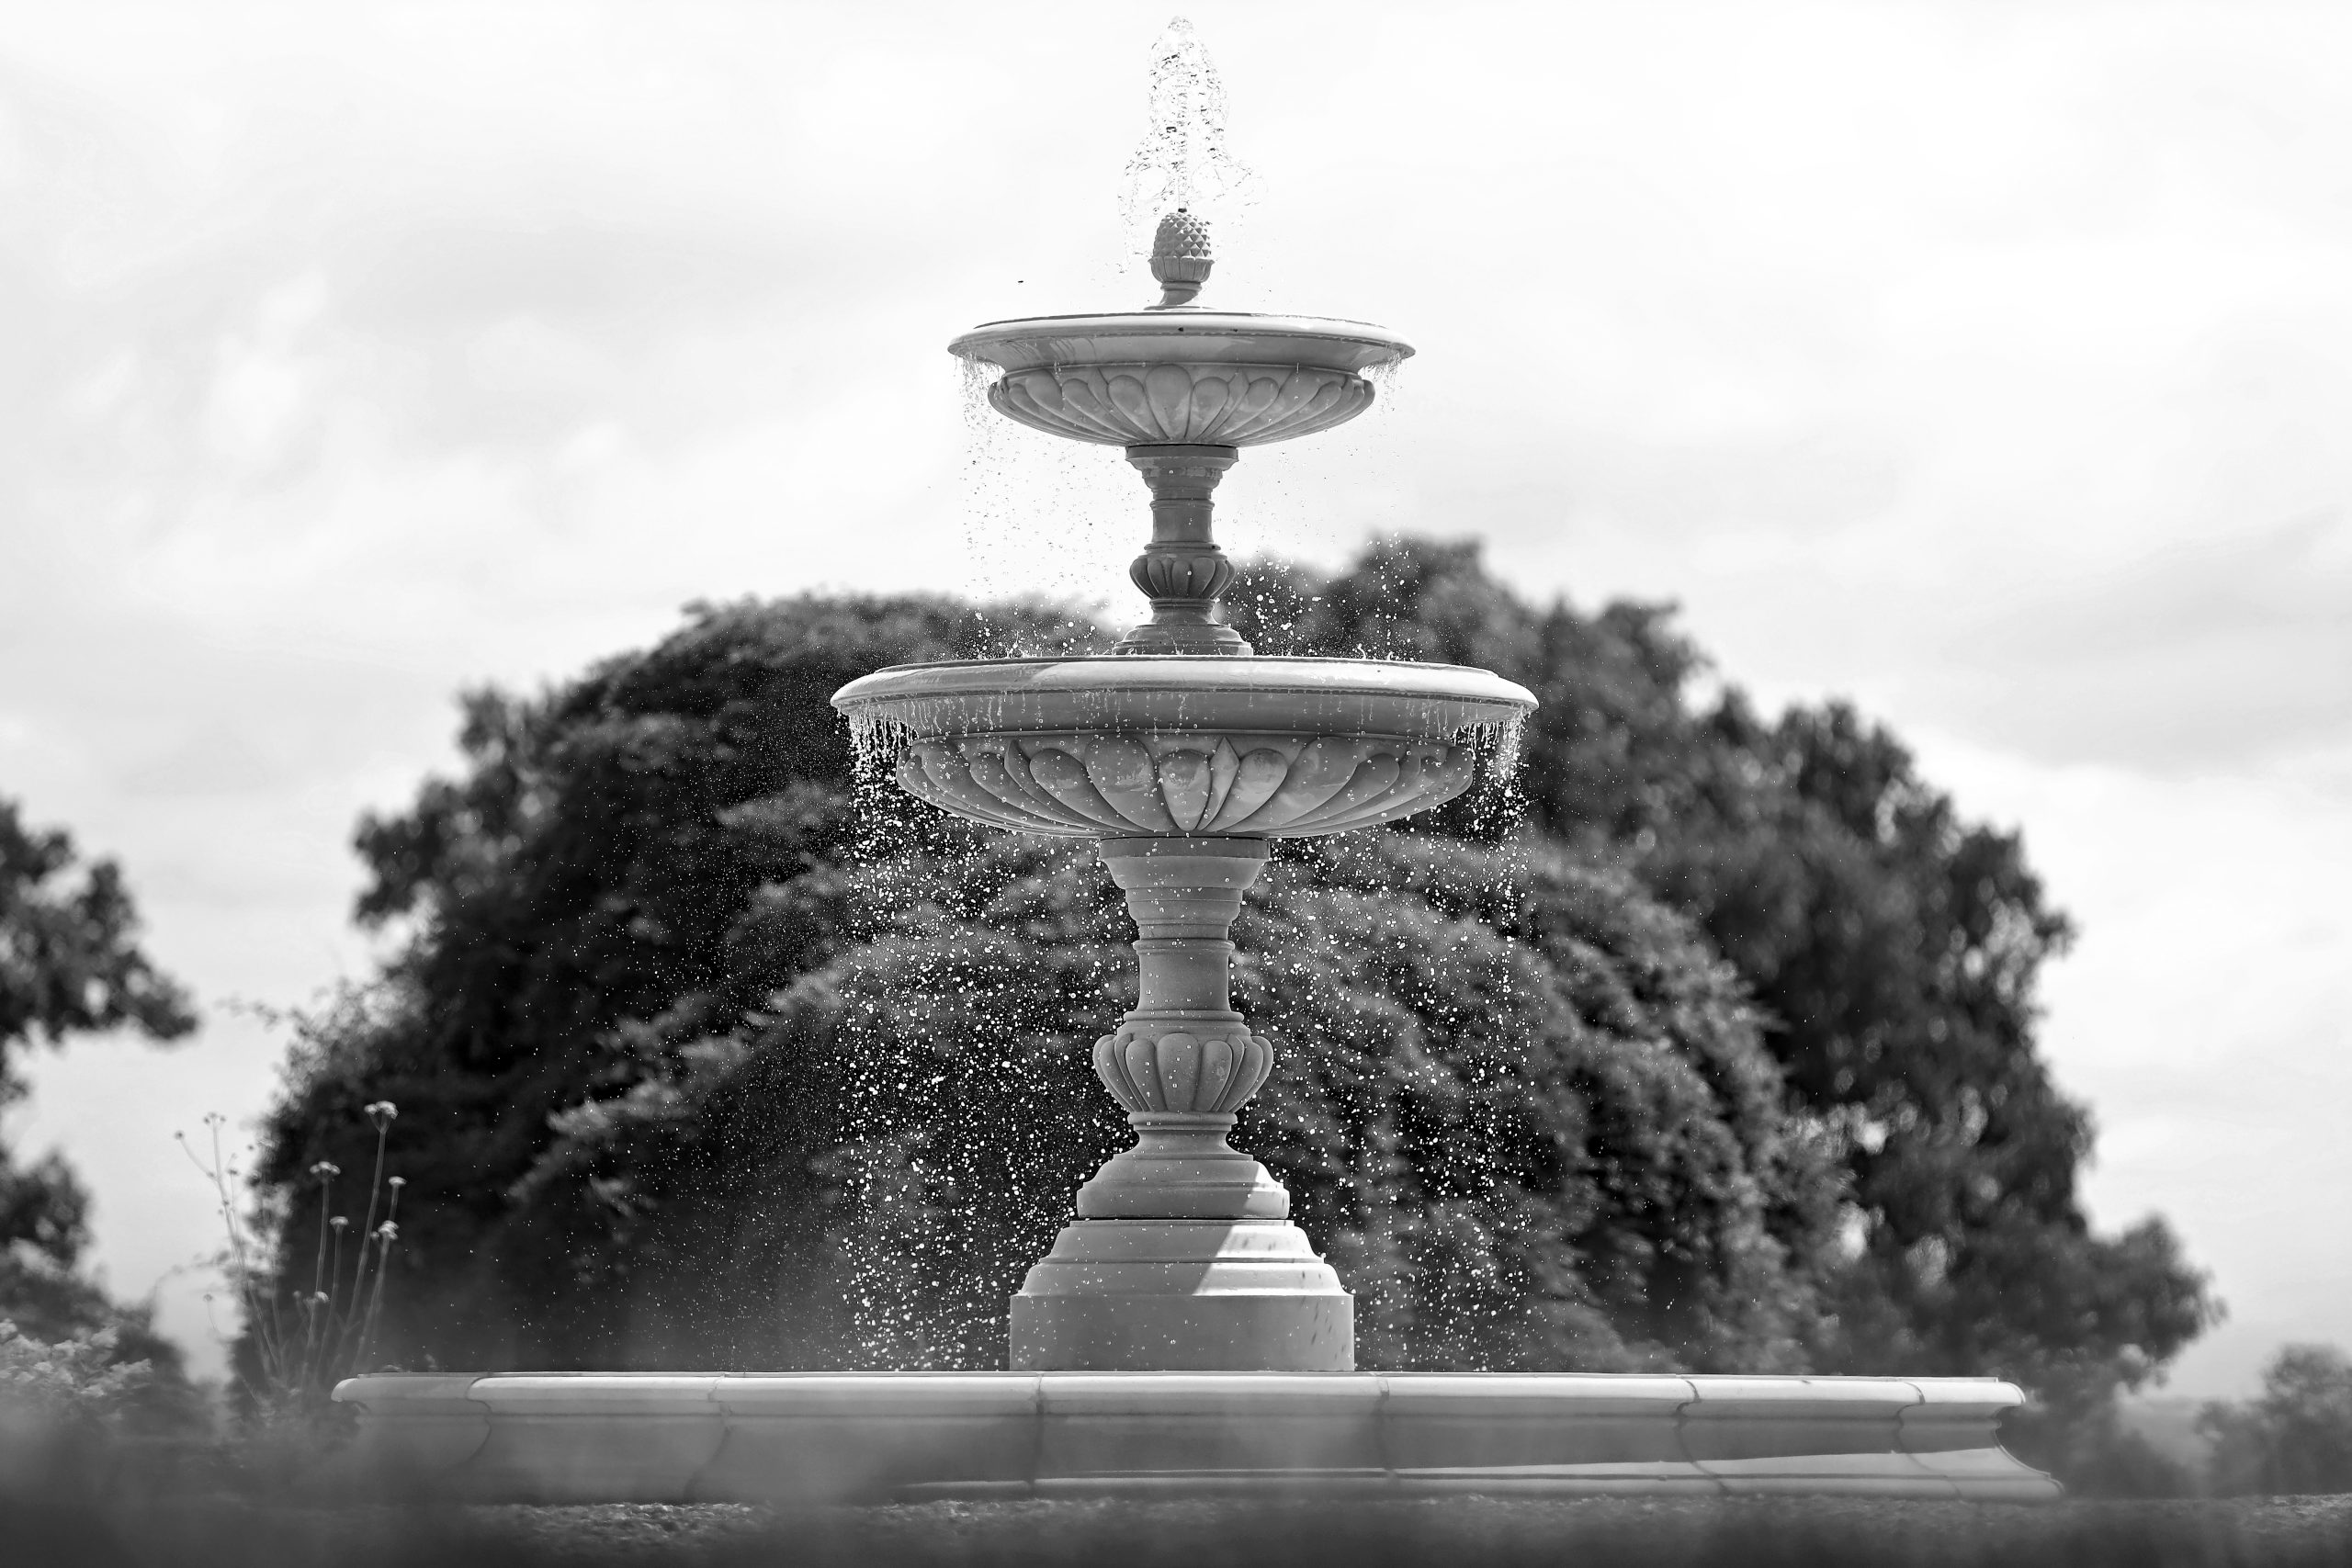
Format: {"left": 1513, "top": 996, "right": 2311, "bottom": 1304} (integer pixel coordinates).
{"left": 1012, "top": 836, "right": 1352, "bottom": 1371}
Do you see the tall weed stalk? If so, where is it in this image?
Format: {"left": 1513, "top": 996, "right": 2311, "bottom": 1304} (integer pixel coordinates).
{"left": 179, "top": 1102, "right": 403, "bottom": 1416}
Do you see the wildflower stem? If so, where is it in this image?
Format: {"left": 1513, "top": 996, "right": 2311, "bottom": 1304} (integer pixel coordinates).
{"left": 349, "top": 1119, "right": 388, "bottom": 1309}
{"left": 303, "top": 1170, "right": 332, "bottom": 1390}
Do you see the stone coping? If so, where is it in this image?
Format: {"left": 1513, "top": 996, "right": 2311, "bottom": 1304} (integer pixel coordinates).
{"left": 950, "top": 312, "right": 1413, "bottom": 375}
{"left": 331, "top": 1372, "right": 2058, "bottom": 1506}
{"left": 831, "top": 655, "right": 1537, "bottom": 749}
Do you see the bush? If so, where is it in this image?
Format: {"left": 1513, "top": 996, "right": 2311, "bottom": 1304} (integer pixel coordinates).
{"left": 2203, "top": 1344, "right": 2352, "bottom": 1495}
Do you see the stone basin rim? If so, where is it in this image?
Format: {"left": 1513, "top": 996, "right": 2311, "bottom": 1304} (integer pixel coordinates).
{"left": 834, "top": 655, "right": 1535, "bottom": 703}
{"left": 951, "top": 312, "right": 1414, "bottom": 374}
{"left": 832, "top": 660, "right": 1535, "bottom": 751}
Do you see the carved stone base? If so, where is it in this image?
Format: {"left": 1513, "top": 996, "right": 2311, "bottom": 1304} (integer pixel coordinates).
{"left": 1076, "top": 1114, "right": 1288, "bottom": 1220}
{"left": 1010, "top": 1219, "right": 1352, "bottom": 1372}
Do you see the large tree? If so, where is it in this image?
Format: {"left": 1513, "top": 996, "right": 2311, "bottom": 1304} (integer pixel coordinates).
{"left": 1230, "top": 541, "right": 2214, "bottom": 1416}
{"left": 2201, "top": 1343, "right": 2352, "bottom": 1496}
{"left": 259, "top": 544, "right": 2211, "bottom": 1439}
{"left": 1, "top": 795, "right": 196, "bottom": 1360}
{"left": 257, "top": 590, "right": 1837, "bottom": 1374}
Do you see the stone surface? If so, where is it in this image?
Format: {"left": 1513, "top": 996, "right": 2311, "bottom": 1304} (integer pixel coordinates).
{"left": 330, "top": 1372, "right": 2062, "bottom": 1505}
{"left": 1148, "top": 208, "right": 1213, "bottom": 308}
{"left": 892, "top": 731, "right": 1479, "bottom": 838}
{"left": 1012, "top": 838, "right": 1355, "bottom": 1371}
{"left": 836, "top": 654, "right": 1531, "bottom": 753}
{"left": 990, "top": 361, "right": 1374, "bottom": 448}
{"left": 1011, "top": 1222, "right": 1352, "bottom": 1372}
{"left": 1114, "top": 445, "right": 1246, "bottom": 655}
{"left": 951, "top": 310, "right": 1411, "bottom": 387}
{"left": 1073, "top": 1116, "right": 1289, "bottom": 1220}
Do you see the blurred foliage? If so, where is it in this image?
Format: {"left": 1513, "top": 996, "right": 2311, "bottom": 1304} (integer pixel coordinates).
{"left": 0, "top": 1318, "right": 159, "bottom": 1427}
{"left": 255, "top": 547, "right": 2213, "bottom": 1454}
{"left": 0, "top": 795, "right": 196, "bottom": 1393}
{"left": 1226, "top": 540, "right": 2216, "bottom": 1415}
{"left": 453, "top": 829, "right": 1837, "bottom": 1373}
{"left": 2201, "top": 1344, "right": 2352, "bottom": 1496}
{"left": 1, "top": 795, "right": 196, "bottom": 1064}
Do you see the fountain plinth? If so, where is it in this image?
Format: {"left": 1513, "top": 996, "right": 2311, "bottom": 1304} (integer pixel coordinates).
{"left": 334, "top": 171, "right": 2058, "bottom": 1510}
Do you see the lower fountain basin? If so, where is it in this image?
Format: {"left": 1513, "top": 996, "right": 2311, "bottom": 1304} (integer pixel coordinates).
{"left": 831, "top": 656, "right": 1536, "bottom": 838}
{"left": 330, "top": 1371, "right": 2059, "bottom": 1504}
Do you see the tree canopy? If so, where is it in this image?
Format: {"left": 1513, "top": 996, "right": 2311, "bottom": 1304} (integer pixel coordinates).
{"left": 257, "top": 543, "right": 2211, "bottom": 1429}
{"left": 1229, "top": 542, "right": 2215, "bottom": 1413}
{"left": 0, "top": 795, "right": 196, "bottom": 1356}
{"left": 2201, "top": 1343, "right": 2352, "bottom": 1496}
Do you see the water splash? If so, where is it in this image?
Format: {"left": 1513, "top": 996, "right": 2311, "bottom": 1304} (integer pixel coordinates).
{"left": 847, "top": 711, "right": 917, "bottom": 783}
{"left": 1363, "top": 357, "right": 1410, "bottom": 412}
{"left": 956, "top": 356, "right": 1130, "bottom": 631}
{"left": 958, "top": 356, "right": 1005, "bottom": 436}
{"left": 1119, "top": 18, "right": 1262, "bottom": 259}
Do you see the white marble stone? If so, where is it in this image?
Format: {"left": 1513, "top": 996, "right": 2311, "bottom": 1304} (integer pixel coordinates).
{"left": 1012, "top": 1221, "right": 1353, "bottom": 1371}
{"left": 331, "top": 1371, "right": 2062, "bottom": 1504}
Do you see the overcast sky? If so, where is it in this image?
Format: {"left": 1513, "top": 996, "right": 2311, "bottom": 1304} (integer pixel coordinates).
{"left": 3, "top": 1, "right": 2346, "bottom": 1397}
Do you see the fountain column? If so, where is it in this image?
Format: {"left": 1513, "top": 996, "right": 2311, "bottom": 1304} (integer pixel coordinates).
{"left": 1110, "top": 446, "right": 1246, "bottom": 655}
{"left": 1009, "top": 835, "right": 1353, "bottom": 1371}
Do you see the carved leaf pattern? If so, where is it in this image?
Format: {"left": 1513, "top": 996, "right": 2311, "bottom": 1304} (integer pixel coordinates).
{"left": 993, "top": 362, "right": 1374, "bottom": 447}
{"left": 1092, "top": 1026, "right": 1273, "bottom": 1114}
{"left": 897, "top": 732, "right": 1476, "bottom": 839}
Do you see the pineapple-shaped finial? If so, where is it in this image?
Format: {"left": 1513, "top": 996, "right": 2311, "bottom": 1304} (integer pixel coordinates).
{"left": 1149, "top": 209, "right": 1213, "bottom": 308}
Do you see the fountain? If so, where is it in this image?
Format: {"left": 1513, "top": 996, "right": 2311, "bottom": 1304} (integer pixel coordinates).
{"left": 831, "top": 211, "right": 1530, "bottom": 1376}
{"left": 332, "top": 46, "right": 2059, "bottom": 1505}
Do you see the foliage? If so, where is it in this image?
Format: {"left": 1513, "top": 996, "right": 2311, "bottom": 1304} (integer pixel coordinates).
{"left": 0, "top": 795, "right": 196, "bottom": 1383}
{"left": 1232, "top": 540, "right": 2216, "bottom": 1413}
{"left": 254, "top": 593, "right": 1094, "bottom": 1365}
{"left": 255, "top": 589, "right": 1833, "bottom": 1371}
{"left": 0, "top": 795, "right": 197, "bottom": 1066}
{"left": 2201, "top": 1344, "right": 2352, "bottom": 1496}
{"left": 254, "top": 547, "right": 2211, "bottom": 1421}
{"left": 2006, "top": 1397, "right": 2201, "bottom": 1499}
{"left": 471, "top": 829, "right": 1837, "bottom": 1371}
{"left": 0, "top": 1318, "right": 157, "bottom": 1427}
{"left": 181, "top": 1101, "right": 406, "bottom": 1416}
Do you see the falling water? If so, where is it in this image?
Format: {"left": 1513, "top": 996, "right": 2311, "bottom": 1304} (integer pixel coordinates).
{"left": 956, "top": 357, "right": 1130, "bottom": 640}
{"left": 1119, "top": 18, "right": 1262, "bottom": 259}
{"left": 1363, "top": 357, "right": 1410, "bottom": 412}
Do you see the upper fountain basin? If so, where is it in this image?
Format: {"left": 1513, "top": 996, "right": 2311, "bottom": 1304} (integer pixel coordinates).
{"left": 952, "top": 311, "right": 1414, "bottom": 448}
{"left": 833, "top": 655, "right": 1532, "bottom": 840}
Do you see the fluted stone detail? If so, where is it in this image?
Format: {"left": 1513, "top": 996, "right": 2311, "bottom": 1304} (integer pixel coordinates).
{"left": 1127, "top": 546, "right": 1233, "bottom": 604}
{"left": 894, "top": 732, "right": 1476, "bottom": 839}
{"left": 1093, "top": 1025, "right": 1272, "bottom": 1115}
{"left": 991, "top": 363, "right": 1368, "bottom": 448}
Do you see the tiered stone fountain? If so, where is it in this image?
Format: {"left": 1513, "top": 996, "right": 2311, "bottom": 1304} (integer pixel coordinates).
{"left": 334, "top": 211, "right": 2059, "bottom": 1506}
{"left": 835, "top": 209, "right": 1528, "bottom": 1377}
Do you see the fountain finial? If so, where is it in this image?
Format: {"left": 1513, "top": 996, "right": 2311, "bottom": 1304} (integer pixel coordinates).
{"left": 1149, "top": 209, "right": 1213, "bottom": 308}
